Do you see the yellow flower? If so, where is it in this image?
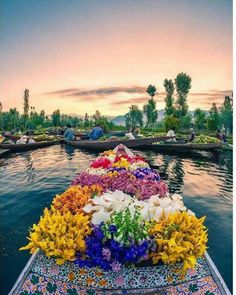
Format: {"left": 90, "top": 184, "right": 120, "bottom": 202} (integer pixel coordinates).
{"left": 148, "top": 211, "right": 208, "bottom": 272}
{"left": 20, "top": 206, "right": 92, "bottom": 264}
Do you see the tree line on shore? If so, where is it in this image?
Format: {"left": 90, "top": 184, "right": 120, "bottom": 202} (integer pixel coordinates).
{"left": 0, "top": 72, "right": 233, "bottom": 135}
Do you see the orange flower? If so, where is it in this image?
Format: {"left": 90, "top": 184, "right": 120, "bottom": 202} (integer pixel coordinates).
{"left": 79, "top": 269, "right": 88, "bottom": 275}
{"left": 99, "top": 279, "right": 108, "bottom": 286}
{"left": 68, "top": 272, "right": 75, "bottom": 281}
{"left": 52, "top": 185, "right": 103, "bottom": 215}
{"left": 86, "top": 277, "right": 95, "bottom": 285}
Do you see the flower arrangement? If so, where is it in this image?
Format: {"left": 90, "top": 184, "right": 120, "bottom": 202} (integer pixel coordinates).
{"left": 20, "top": 146, "right": 208, "bottom": 273}
{"left": 148, "top": 211, "right": 208, "bottom": 271}
{"left": 20, "top": 207, "right": 92, "bottom": 265}
{"left": 75, "top": 207, "right": 149, "bottom": 271}
{"left": 72, "top": 170, "right": 168, "bottom": 200}
{"left": 52, "top": 185, "right": 103, "bottom": 215}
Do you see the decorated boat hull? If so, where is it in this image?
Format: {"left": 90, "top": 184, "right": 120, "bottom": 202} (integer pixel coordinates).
{"left": 9, "top": 251, "right": 231, "bottom": 295}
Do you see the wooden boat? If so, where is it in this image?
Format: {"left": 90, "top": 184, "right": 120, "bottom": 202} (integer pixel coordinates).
{"left": 65, "top": 136, "right": 174, "bottom": 151}
{"left": 0, "top": 148, "right": 10, "bottom": 157}
{"left": 0, "top": 140, "right": 58, "bottom": 152}
{"left": 9, "top": 250, "right": 231, "bottom": 294}
{"left": 141, "top": 142, "right": 222, "bottom": 152}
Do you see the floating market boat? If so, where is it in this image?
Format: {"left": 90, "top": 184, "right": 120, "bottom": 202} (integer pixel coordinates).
{"left": 10, "top": 145, "right": 231, "bottom": 295}
{"left": 142, "top": 142, "right": 222, "bottom": 152}
{"left": 9, "top": 250, "right": 231, "bottom": 295}
{"left": 65, "top": 136, "right": 173, "bottom": 151}
{"left": 0, "top": 140, "right": 58, "bottom": 152}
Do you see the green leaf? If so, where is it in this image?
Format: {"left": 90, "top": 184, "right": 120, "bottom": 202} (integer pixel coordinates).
{"left": 67, "top": 288, "right": 78, "bottom": 295}
{"left": 188, "top": 283, "right": 199, "bottom": 292}
{"left": 46, "top": 282, "right": 57, "bottom": 293}
{"left": 30, "top": 274, "right": 39, "bottom": 285}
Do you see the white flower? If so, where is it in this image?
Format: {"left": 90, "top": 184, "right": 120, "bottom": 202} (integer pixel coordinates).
{"left": 86, "top": 167, "right": 108, "bottom": 175}
{"left": 83, "top": 190, "right": 194, "bottom": 224}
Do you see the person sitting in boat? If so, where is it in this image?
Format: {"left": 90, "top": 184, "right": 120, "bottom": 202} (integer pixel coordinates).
{"left": 57, "top": 126, "right": 65, "bottom": 136}
{"left": 166, "top": 128, "right": 176, "bottom": 141}
{"left": 16, "top": 135, "right": 28, "bottom": 144}
{"left": 132, "top": 126, "right": 141, "bottom": 138}
{"left": 221, "top": 128, "right": 227, "bottom": 143}
{"left": 125, "top": 129, "right": 135, "bottom": 140}
{"left": 63, "top": 124, "right": 75, "bottom": 141}
{"left": 188, "top": 128, "right": 195, "bottom": 142}
{"left": 28, "top": 136, "right": 35, "bottom": 143}
{"left": 89, "top": 124, "right": 104, "bottom": 140}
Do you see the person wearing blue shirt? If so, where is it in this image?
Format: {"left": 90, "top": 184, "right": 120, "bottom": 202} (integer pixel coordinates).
{"left": 63, "top": 124, "right": 75, "bottom": 141}
{"left": 89, "top": 124, "right": 104, "bottom": 140}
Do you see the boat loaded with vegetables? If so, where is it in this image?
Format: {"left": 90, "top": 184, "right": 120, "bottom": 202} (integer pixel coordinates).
{"left": 10, "top": 144, "right": 230, "bottom": 295}
{"left": 148, "top": 134, "right": 222, "bottom": 152}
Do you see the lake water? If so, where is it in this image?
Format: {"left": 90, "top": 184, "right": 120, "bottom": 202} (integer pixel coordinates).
{"left": 0, "top": 145, "right": 232, "bottom": 294}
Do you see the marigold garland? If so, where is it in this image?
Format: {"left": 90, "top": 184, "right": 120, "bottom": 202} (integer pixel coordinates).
{"left": 148, "top": 211, "right": 208, "bottom": 271}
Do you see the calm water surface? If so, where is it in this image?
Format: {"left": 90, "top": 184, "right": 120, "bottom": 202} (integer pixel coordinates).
{"left": 0, "top": 145, "right": 232, "bottom": 294}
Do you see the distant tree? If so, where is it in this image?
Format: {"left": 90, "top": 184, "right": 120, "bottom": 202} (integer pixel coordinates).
{"left": 23, "top": 89, "right": 29, "bottom": 117}
{"left": 207, "top": 103, "right": 221, "bottom": 131}
{"left": 146, "top": 84, "right": 157, "bottom": 99}
{"left": 93, "top": 110, "right": 102, "bottom": 122}
{"left": 175, "top": 73, "right": 191, "bottom": 117}
{"left": 144, "top": 86, "right": 158, "bottom": 127}
{"left": 164, "top": 115, "right": 180, "bottom": 131}
{"left": 221, "top": 95, "right": 233, "bottom": 134}
{"left": 194, "top": 108, "right": 206, "bottom": 130}
{"left": 0, "top": 102, "right": 2, "bottom": 114}
{"left": 164, "top": 79, "right": 175, "bottom": 115}
{"left": 179, "top": 114, "right": 191, "bottom": 129}
{"left": 125, "top": 105, "right": 143, "bottom": 129}
{"left": 52, "top": 109, "right": 61, "bottom": 126}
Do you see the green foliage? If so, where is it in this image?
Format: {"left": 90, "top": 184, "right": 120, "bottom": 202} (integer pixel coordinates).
{"left": 164, "top": 79, "right": 175, "bottom": 115}
{"left": 125, "top": 105, "right": 143, "bottom": 129}
{"left": 194, "top": 108, "right": 206, "bottom": 130}
{"left": 146, "top": 84, "right": 157, "bottom": 99}
{"left": 51, "top": 109, "right": 61, "bottom": 127}
{"left": 164, "top": 115, "right": 180, "bottom": 131}
{"left": 175, "top": 73, "right": 191, "bottom": 117}
{"left": 206, "top": 103, "right": 221, "bottom": 131}
{"left": 179, "top": 114, "right": 191, "bottom": 129}
{"left": 143, "top": 99, "right": 158, "bottom": 127}
{"left": 23, "top": 89, "right": 29, "bottom": 117}
{"left": 221, "top": 95, "right": 233, "bottom": 134}
{"left": 92, "top": 110, "right": 114, "bottom": 131}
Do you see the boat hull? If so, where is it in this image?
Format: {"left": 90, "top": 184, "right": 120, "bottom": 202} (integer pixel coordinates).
{"left": 65, "top": 136, "right": 174, "bottom": 151}
{"left": 142, "top": 142, "right": 222, "bottom": 151}
{"left": 0, "top": 140, "right": 58, "bottom": 152}
{"left": 9, "top": 251, "right": 231, "bottom": 295}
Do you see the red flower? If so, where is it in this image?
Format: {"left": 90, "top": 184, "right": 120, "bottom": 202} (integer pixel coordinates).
{"left": 91, "top": 157, "right": 111, "bottom": 169}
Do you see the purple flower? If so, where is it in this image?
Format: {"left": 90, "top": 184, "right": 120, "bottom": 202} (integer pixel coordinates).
{"left": 102, "top": 248, "right": 111, "bottom": 261}
{"left": 111, "top": 261, "right": 122, "bottom": 272}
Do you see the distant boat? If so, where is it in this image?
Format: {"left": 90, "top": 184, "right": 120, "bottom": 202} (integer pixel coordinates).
{"left": 65, "top": 136, "right": 174, "bottom": 151}
{"left": 0, "top": 140, "right": 58, "bottom": 152}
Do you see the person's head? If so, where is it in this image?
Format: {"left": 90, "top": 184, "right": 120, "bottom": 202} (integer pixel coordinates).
{"left": 172, "top": 126, "right": 176, "bottom": 131}
{"left": 66, "top": 124, "right": 72, "bottom": 128}
{"left": 217, "top": 129, "right": 220, "bottom": 133}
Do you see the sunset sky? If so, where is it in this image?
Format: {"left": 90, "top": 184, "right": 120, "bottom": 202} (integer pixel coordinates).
{"left": 0, "top": 0, "right": 232, "bottom": 116}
